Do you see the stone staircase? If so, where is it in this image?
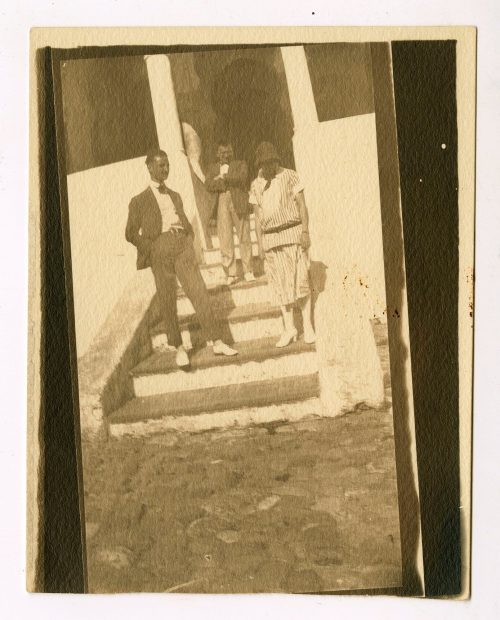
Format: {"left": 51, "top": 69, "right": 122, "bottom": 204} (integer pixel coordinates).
{"left": 107, "top": 215, "right": 320, "bottom": 437}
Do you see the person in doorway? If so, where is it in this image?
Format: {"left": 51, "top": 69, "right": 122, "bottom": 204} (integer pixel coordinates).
{"left": 249, "top": 142, "right": 316, "bottom": 348}
{"left": 205, "top": 142, "right": 255, "bottom": 285}
{"left": 125, "top": 149, "right": 238, "bottom": 367}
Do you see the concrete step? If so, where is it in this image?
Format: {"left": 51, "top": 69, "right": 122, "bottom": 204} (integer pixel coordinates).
{"left": 203, "top": 241, "right": 261, "bottom": 266}
{"left": 175, "top": 273, "right": 270, "bottom": 316}
{"left": 151, "top": 301, "right": 285, "bottom": 350}
{"left": 197, "top": 257, "right": 264, "bottom": 288}
{"left": 108, "top": 373, "right": 320, "bottom": 436}
{"left": 131, "top": 336, "right": 318, "bottom": 398}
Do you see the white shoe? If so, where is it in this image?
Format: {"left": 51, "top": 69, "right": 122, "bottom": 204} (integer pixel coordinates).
{"left": 213, "top": 340, "right": 238, "bottom": 356}
{"left": 276, "top": 328, "right": 298, "bottom": 348}
{"left": 158, "top": 342, "right": 176, "bottom": 352}
{"left": 303, "top": 326, "right": 316, "bottom": 344}
{"left": 244, "top": 272, "right": 256, "bottom": 282}
{"left": 226, "top": 276, "right": 239, "bottom": 286}
{"left": 175, "top": 346, "right": 190, "bottom": 368}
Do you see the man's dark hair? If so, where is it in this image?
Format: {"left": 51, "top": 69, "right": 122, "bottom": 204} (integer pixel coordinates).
{"left": 145, "top": 148, "right": 168, "bottom": 166}
{"left": 217, "top": 140, "right": 233, "bottom": 149}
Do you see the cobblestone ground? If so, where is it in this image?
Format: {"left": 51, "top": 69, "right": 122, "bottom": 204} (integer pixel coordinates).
{"left": 82, "top": 403, "right": 402, "bottom": 593}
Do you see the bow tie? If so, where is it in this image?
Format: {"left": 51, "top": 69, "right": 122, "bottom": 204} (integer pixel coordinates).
{"left": 157, "top": 183, "right": 168, "bottom": 194}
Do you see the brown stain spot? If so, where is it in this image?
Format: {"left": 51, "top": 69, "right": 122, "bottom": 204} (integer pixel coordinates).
{"left": 465, "top": 267, "right": 475, "bottom": 285}
{"left": 467, "top": 267, "right": 475, "bottom": 323}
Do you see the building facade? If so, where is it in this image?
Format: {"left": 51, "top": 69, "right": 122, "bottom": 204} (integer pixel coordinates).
{"left": 61, "top": 44, "right": 394, "bottom": 435}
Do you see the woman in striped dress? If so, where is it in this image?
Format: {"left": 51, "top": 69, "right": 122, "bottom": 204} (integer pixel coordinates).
{"left": 249, "top": 142, "right": 316, "bottom": 348}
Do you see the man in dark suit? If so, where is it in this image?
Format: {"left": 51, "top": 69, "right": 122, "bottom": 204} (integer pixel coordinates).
{"left": 126, "top": 148, "right": 238, "bottom": 367}
{"left": 205, "top": 142, "right": 255, "bottom": 285}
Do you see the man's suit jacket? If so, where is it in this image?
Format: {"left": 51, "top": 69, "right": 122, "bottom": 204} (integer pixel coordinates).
{"left": 205, "top": 159, "right": 249, "bottom": 218}
{"left": 125, "top": 186, "right": 194, "bottom": 270}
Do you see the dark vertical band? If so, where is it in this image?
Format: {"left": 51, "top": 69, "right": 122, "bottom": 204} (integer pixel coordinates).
{"left": 391, "top": 40, "right": 461, "bottom": 597}
{"left": 38, "top": 47, "right": 85, "bottom": 593}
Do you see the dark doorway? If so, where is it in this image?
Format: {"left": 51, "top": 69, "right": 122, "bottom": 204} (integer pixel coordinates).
{"left": 172, "top": 47, "right": 295, "bottom": 178}
{"left": 171, "top": 47, "right": 296, "bottom": 242}
{"left": 208, "top": 55, "right": 295, "bottom": 177}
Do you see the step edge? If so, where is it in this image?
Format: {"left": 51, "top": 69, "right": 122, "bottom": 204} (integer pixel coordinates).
{"left": 109, "top": 399, "right": 322, "bottom": 436}
{"left": 176, "top": 275, "right": 268, "bottom": 299}
{"left": 109, "top": 381, "right": 320, "bottom": 424}
{"left": 151, "top": 303, "right": 281, "bottom": 335}
{"left": 131, "top": 340, "right": 317, "bottom": 377}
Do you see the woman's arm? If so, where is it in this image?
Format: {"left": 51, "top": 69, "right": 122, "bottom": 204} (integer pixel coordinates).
{"left": 296, "top": 191, "right": 311, "bottom": 249}
{"left": 189, "top": 158, "right": 206, "bottom": 184}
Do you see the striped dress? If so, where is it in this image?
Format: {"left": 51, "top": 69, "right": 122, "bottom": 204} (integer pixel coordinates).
{"left": 249, "top": 168, "right": 310, "bottom": 306}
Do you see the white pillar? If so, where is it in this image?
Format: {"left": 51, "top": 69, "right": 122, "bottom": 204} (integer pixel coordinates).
{"left": 280, "top": 46, "right": 385, "bottom": 416}
{"left": 280, "top": 46, "right": 321, "bottom": 250}
{"left": 145, "top": 54, "right": 207, "bottom": 251}
{"left": 280, "top": 46, "right": 318, "bottom": 130}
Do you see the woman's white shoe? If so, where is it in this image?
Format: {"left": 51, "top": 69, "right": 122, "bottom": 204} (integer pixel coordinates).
{"left": 275, "top": 328, "right": 298, "bottom": 348}
{"left": 213, "top": 341, "right": 238, "bottom": 356}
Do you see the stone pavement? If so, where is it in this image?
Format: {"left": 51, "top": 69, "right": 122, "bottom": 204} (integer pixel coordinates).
{"left": 82, "top": 406, "right": 402, "bottom": 593}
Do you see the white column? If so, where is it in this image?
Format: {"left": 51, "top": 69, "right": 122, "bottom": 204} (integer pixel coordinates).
{"left": 280, "top": 46, "right": 385, "bottom": 416}
{"left": 280, "top": 46, "right": 318, "bottom": 130}
{"left": 145, "top": 54, "right": 207, "bottom": 251}
{"left": 280, "top": 46, "right": 321, "bottom": 250}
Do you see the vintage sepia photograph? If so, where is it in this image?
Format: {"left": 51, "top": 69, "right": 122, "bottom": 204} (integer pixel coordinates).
{"left": 57, "top": 41, "right": 410, "bottom": 593}
{"left": 28, "top": 27, "right": 475, "bottom": 596}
